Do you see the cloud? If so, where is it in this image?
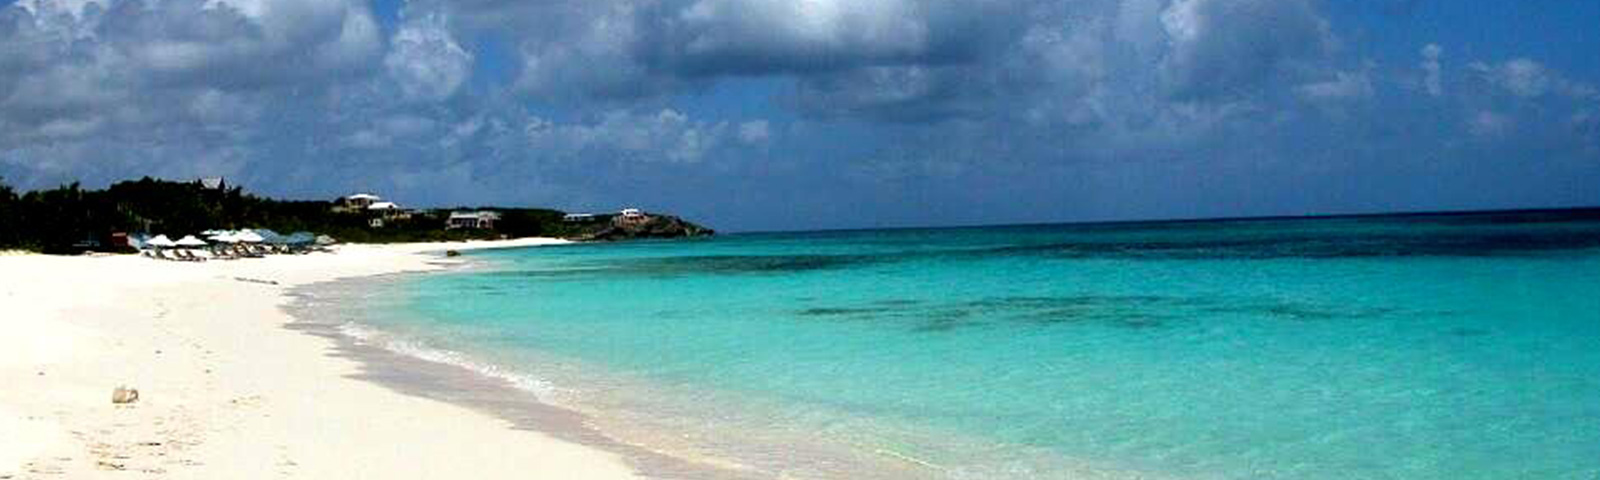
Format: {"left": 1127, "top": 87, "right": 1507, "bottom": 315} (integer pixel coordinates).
{"left": 1, "top": 0, "right": 382, "bottom": 116}
{"left": 115, "top": 0, "right": 381, "bottom": 88}
{"left": 1296, "top": 71, "right": 1373, "bottom": 102}
{"left": 506, "top": 0, "right": 1024, "bottom": 103}
{"left": 0, "top": 0, "right": 382, "bottom": 183}
{"left": 1469, "top": 58, "right": 1598, "bottom": 100}
{"left": 1573, "top": 110, "right": 1600, "bottom": 156}
{"left": 523, "top": 109, "right": 732, "bottom": 163}
{"left": 1478, "top": 59, "right": 1552, "bottom": 97}
{"left": 791, "top": 65, "right": 986, "bottom": 122}
{"left": 636, "top": 0, "right": 1015, "bottom": 76}
{"left": 385, "top": 13, "right": 473, "bottom": 102}
{"left": 339, "top": 114, "right": 439, "bottom": 149}
{"left": 737, "top": 120, "right": 771, "bottom": 145}
{"left": 493, "top": 0, "right": 1335, "bottom": 121}
{"left": 1469, "top": 110, "right": 1512, "bottom": 137}
{"left": 1159, "top": 0, "right": 1334, "bottom": 101}
{"left": 1115, "top": 0, "right": 1168, "bottom": 59}
{"left": 786, "top": 4, "right": 1112, "bottom": 123}
{"left": 1421, "top": 43, "right": 1443, "bottom": 97}
{"left": 511, "top": 3, "right": 678, "bottom": 100}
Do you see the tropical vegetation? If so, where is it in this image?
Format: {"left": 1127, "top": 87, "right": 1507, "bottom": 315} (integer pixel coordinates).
{"left": 0, "top": 177, "right": 582, "bottom": 253}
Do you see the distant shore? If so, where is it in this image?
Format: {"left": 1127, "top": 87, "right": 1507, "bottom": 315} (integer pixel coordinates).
{"left": 0, "top": 238, "right": 643, "bottom": 479}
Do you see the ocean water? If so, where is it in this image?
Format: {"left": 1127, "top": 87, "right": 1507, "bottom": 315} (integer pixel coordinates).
{"left": 301, "top": 210, "right": 1600, "bottom": 479}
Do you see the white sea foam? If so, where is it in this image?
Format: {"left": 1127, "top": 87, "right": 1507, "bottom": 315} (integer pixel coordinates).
{"left": 334, "top": 320, "right": 558, "bottom": 398}
{"left": 334, "top": 320, "right": 382, "bottom": 341}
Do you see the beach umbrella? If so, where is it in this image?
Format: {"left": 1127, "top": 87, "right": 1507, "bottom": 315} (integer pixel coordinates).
{"left": 255, "top": 229, "right": 289, "bottom": 245}
{"left": 286, "top": 232, "right": 316, "bottom": 245}
{"left": 146, "top": 235, "right": 176, "bottom": 248}
{"left": 234, "top": 230, "right": 265, "bottom": 243}
{"left": 208, "top": 232, "right": 238, "bottom": 243}
{"left": 175, "top": 235, "right": 208, "bottom": 248}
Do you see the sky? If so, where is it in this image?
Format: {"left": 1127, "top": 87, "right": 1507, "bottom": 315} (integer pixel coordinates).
{"left": 1, "top": 0, "right": 1598, "bottom": 232}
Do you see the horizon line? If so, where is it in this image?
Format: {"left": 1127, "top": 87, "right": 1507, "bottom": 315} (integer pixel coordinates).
{"left": 726, "top": 204, "right": 1600, "bottom": 236}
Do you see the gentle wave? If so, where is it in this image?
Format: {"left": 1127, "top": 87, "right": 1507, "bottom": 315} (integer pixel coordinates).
{"left": 333, "top": 320, "right": 560, "bottom": 398}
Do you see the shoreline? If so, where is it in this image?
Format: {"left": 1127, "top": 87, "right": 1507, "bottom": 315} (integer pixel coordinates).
{"left": 0, "top": 238, "right": 643, "bottom": 479}
{"left": 281, "top": 272, "right": 771, "bottom": 480}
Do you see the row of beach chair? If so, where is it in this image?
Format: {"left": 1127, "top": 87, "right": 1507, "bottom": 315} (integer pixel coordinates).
{"left": 141, "top": 244, "right": 327, "bottom": 262}
{"left": 142, "top": 249, "right": 208, "bottom": 262}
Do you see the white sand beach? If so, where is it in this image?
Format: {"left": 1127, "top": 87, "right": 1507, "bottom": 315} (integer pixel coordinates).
{"left": 0, "top": 240, "right": 642, "bottom": 479}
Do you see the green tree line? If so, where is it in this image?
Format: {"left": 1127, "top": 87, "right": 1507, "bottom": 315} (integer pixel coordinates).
{"left": 0, "top": 177, "right": 583, "bottom": 253}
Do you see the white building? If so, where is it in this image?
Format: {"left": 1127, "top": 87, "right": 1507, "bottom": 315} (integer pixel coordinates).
{"left": 613, "top": 208, "right": 648, "bottom": 226}
{"left": 447, "top": 211, "right": 501, "bottom": 230}
{"left": 197, "top": 177, "right": 227, "bottom": 190}
{"left": 352, "top": 199, "right": 411, "bottom": 225}
{"left": 342, "top": 193, "right": 381, "bottom": 209}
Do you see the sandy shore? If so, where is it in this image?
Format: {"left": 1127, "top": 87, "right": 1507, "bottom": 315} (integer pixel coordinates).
{"left": 0, "top": 239, "right": 642, "bottom": 479}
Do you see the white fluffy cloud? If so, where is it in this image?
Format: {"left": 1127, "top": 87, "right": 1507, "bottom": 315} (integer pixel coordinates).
{"left": 644, "top": 0, "right": 999, "bottom": 75}
{"left": 0, "top": 0, "right": 381, "bottom": 128}
{"left": 0, "top": 0, "right": 381, "bottom": 184}
{"left": 385, "top": 14, "right": 473, "bottom": 102}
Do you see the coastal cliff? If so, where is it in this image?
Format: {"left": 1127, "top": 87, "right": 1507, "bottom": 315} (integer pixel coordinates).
{"left": 569, "top": 214, "right": 715, "bottom": 241}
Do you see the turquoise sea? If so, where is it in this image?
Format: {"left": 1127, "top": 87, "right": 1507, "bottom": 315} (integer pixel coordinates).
{"left": 297, "top": 210, "right": 1600, "bottom": 479}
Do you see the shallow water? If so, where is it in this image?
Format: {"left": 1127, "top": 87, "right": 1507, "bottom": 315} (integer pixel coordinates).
{"left": 303, "top": 211, "right": 1600, "bottom": 479}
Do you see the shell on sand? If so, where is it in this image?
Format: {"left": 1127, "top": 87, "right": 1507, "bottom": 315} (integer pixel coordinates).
{"left": 111, "top": 386, "right": 140, "bottom": 404}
